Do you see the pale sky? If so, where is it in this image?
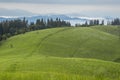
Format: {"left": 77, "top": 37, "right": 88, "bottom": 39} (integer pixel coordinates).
{"left": 0, "top": 0, "right": 120, "bottom": 17}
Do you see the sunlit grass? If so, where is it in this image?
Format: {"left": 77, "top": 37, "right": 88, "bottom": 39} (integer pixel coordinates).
{"left": 0, "top": 26, "right": 120, "bottom": 80}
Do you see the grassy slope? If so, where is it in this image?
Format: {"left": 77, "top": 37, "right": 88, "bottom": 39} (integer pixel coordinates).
{"left": 0, "top": 26, "right": 120, "bottom": 80}
{"left": 37, "top": 27, "right": 120, "bottom": 61}
{"left": 91, "top": 25, "right": 120, "bottom": 36}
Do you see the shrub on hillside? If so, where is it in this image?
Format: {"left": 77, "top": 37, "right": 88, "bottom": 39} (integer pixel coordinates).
{"left": 114, "top": 58, "right": 120, "bottom": 62}
{"left": 2, "top": 34, "right": 7, "bottom": 40}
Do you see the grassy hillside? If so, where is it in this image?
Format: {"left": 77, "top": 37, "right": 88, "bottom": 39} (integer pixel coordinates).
{"left": 0, "top": 27, "right": 120, "bottom": 61}
{"left": 91, "top": 25, "right": 120, "bottom": 36}
{"left": 0, "top": 26, "right": 120, "bottom": 80}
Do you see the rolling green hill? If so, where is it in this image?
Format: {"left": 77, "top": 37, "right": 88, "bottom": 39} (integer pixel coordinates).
{"left": 0, "top": 26, "right": 120, "bottom": 80}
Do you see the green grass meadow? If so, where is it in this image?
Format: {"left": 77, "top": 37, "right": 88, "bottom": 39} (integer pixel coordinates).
{"left": 0, "top": 26, "right": 120, "bottom": 80}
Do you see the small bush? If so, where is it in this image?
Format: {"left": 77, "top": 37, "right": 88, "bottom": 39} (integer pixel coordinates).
{"left": 2, "top": 35, "right": 7, "bottom": 40}
{"left": 114, "top": 58, "right": 120, "bottom": 62}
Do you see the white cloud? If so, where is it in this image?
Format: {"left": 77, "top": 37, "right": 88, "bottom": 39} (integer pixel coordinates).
{"left": 0, "top": 3, "right": 120, "bottom": 17}
{"left": 0, "top": 0, "right": 120, "bottom": 5}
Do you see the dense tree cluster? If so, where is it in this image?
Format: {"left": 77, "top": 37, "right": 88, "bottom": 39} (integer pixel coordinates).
{"left": 29, "top": 18, "right": 71, "bottom": 31}
{"left": 111, "top": 18, "right": 120, "bottom": 25}
{"left": 0, "top": 18, "right": 71, "bottom": 41}
{"left": 0, "top": 18, "right": 28, "bottom": 41}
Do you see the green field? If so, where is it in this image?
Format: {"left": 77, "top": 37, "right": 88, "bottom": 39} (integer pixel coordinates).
{"left": 0, "top": 26, "right": 120, "bottom": 80}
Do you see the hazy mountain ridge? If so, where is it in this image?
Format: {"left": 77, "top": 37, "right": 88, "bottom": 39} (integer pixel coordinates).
{"left": 0, "top": 15, "right": 114, "bottom": 25}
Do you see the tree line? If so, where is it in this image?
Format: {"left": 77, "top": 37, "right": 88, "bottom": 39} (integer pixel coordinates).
{"left": 0, "top": 18, "right": 71, "bottom": 41}
{"left": 75, "top": 18, "right": 120, "bottom": 27}
{"left": 111, "top": 18, "right": 120, "bottom": 25}
{"left": 0, "top": 17, "right": 120, "bottom": 41}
